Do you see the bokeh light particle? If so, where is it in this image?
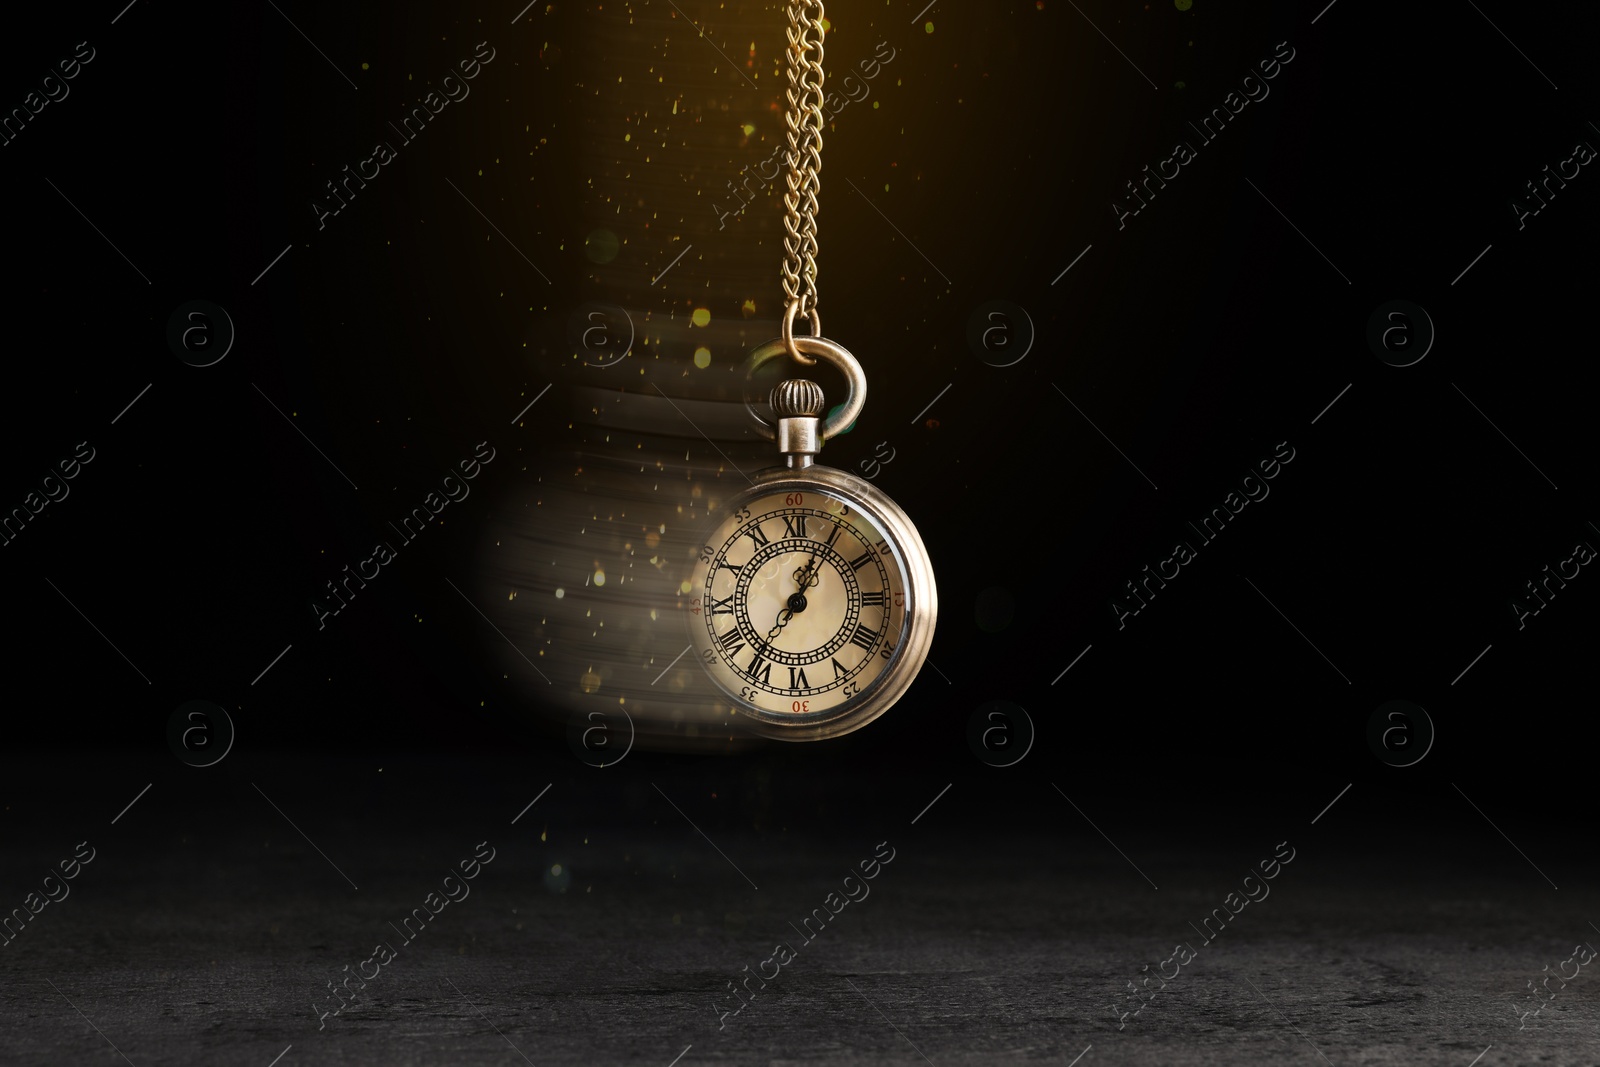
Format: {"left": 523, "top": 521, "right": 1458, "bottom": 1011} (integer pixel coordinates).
{"left": 693, "top": 347, "right": 711, "bottom": 369}
{"left": 585, "top": 229, "right": 620, "bottom": 264}
{"left": 691, "top": 307, "right": 711, "bottom": 327}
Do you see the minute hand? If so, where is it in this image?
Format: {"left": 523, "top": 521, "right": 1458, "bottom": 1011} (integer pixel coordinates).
{"left": 772, "top": 554, "right": 821, "bottom": 641}
{"left": 792, "top": 552, "right": 821, "bottom": 591}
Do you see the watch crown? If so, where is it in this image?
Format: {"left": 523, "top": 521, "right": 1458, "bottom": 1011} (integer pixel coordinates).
{"left": 771, "top": 378, "right": 825, "bottom": 419}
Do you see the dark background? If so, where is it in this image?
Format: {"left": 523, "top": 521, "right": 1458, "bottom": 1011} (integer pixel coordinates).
{"left": 3, "top": 1, "right": 1597, "bottom": 1064}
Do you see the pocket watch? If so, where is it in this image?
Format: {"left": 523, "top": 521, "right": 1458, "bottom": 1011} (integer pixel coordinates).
{"left": 685, "top": 0, "right": 936, "bottom": 740}
{"left": 687, "top": 333, "right": 937, "bottom": 741}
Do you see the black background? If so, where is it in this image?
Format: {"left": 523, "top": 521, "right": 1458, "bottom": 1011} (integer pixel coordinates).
{"left": 3, "top": 0, "right": 1594, "bottom": 791}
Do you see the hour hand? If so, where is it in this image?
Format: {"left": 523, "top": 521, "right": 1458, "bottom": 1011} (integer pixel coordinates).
{"left": 765, "top": 610, "right": 793, "bottom": 642}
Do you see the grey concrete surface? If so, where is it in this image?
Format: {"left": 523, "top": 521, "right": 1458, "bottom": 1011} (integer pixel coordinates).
{"left": 2, "top": 761, "right": 1597, "bottom": 1066}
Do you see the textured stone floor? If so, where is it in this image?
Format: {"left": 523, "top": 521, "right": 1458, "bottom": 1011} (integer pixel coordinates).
{"left": 2, "top": 754, "right": 1596, "bottom": 1066}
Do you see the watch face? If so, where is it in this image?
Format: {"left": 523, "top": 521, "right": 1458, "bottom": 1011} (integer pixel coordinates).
{"left": 690, "top": 486, "right": 909, "bottom": 725}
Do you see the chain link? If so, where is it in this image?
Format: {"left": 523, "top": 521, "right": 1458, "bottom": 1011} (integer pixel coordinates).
{"left": 781, "top": 0, "right": 826, "bottom": 351}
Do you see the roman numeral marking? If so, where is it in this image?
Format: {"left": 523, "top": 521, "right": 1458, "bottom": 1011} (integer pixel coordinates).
{"left": 861, "top": 590, "right": 885, "bottom": 606}
{"left": 747, "top": 653, "right": 773, "bottom": 685}
{"left": 717, "top": 629, "right": 746, "bottom": 658}
{"left": 850, "top": 550, "right": 874, "bottom": 571}
{"left": 781, "top": 514, "right": 809, "bottom": 539}
{"left": 824, "top": 523, "right": 842, "bottom": 548}
{"left": 717, "top": 558, "right": 743, "bottom": 574}
{"left": 849, "top": 622, "right": 880, "bottom": 651}
{"left": 705, "top": 594, "right": 733, "bottom": 615}
{"left": 831, "top": 657, "right": 848, "bottom": 680}
{"left": 788, "top": 666, "right": 810, "bottom": 690}
{"left": 744, "top": 523, "right": 771, "bottom": 551}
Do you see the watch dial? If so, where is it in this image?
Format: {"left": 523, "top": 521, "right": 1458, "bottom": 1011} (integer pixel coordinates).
{"left": 690, "top": 488, "right": 908, "bottom": 719}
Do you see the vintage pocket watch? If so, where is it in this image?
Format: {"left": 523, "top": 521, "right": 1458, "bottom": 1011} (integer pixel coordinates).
{"left": 687, "top": 333, "right": 937, "bottom": 741}
{"left": 686, "top": 0, "right": 935, "bottom": 739}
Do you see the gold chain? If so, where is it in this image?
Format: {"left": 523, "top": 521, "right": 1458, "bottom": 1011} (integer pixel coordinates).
{"left": 781, "top": 0, "right": 826, "bottom": 352}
